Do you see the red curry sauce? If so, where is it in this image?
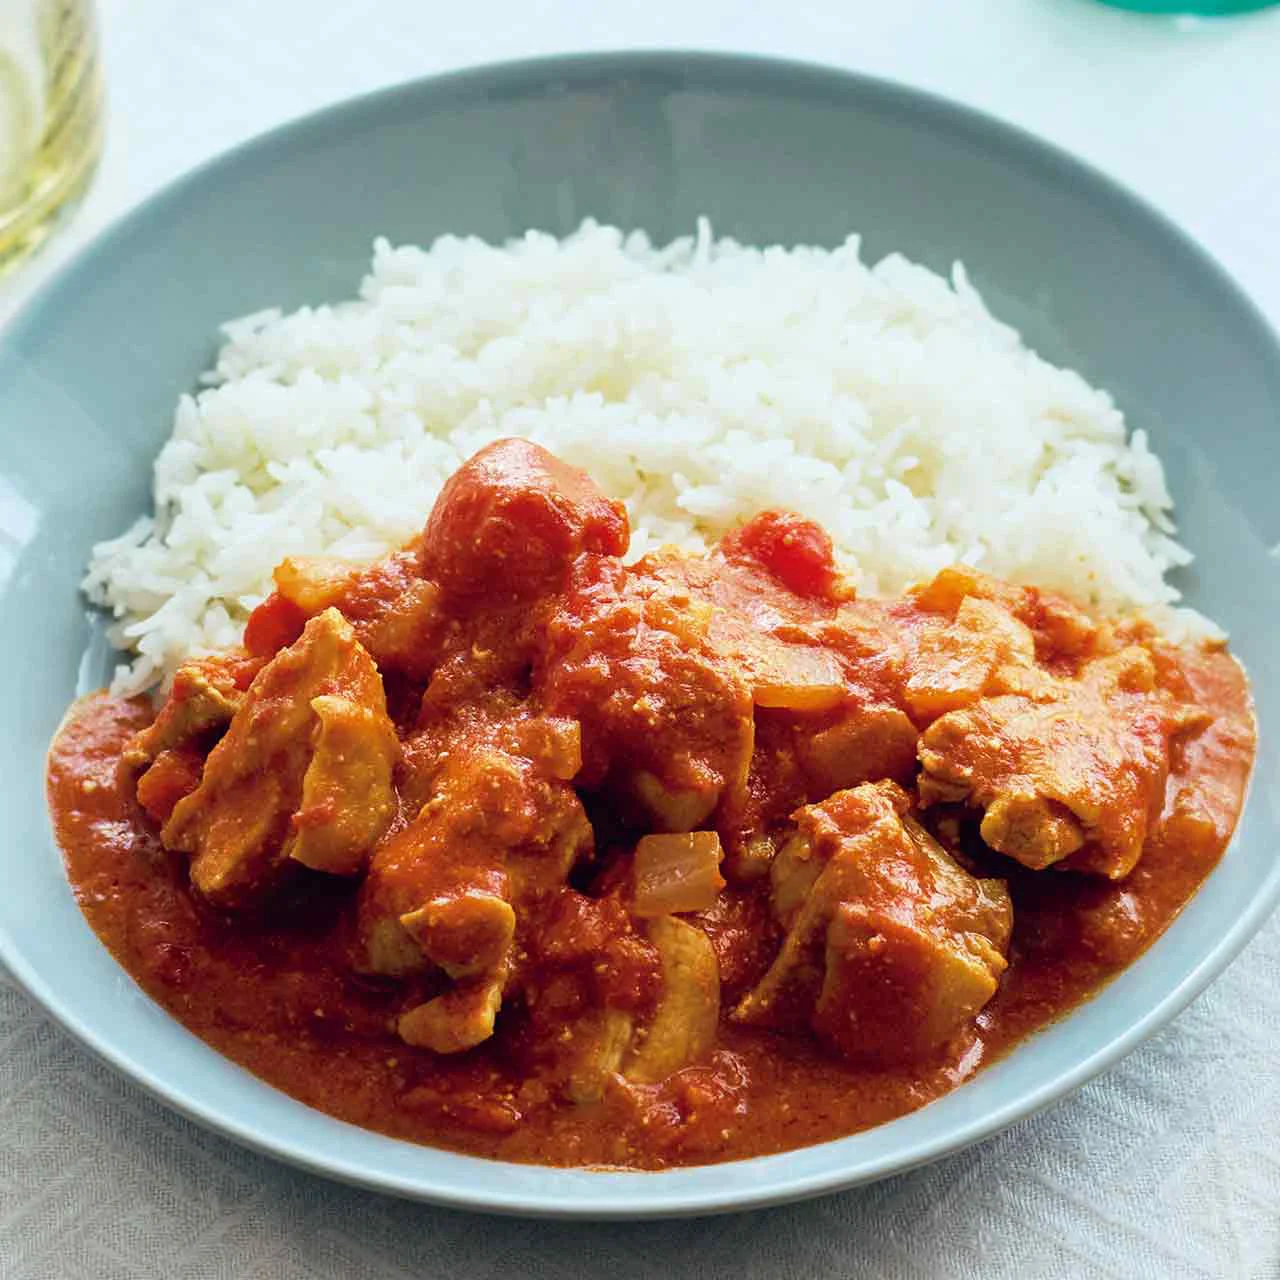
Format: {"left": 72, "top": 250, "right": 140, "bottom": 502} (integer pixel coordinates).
{"left": 46, "top": 440, "right": 1256, "bottom": 1170}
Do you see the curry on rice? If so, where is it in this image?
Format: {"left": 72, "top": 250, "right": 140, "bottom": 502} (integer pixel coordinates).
{"left": 47, "top": 439, "right": 1255, "bottom": 1168}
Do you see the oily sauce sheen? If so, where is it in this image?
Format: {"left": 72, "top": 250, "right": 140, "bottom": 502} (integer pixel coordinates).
{"left": 46, "top": 440, "right": 1256, "bottom": 1170}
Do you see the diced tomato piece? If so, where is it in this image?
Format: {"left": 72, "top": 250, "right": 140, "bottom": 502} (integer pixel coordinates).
{"left": 244, "top": 591, "right": 307, "bottom": 657}
{"left": 421, "top": 438, "right": 630, "bottom": 598}
{"left": 223, "top": 652, "right": 268, "bottom": 690}
{"left": 721, "top": 510, "right": 849, "bottom": 602}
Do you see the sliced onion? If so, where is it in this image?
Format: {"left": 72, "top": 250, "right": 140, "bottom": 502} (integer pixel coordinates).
{"left": 752, "top": 645, "right": 845, "bottom": 712}
{"left": 632, "top": 831, "right": 726, "bottom": 918}
{"left": 274, "top": 556, "right": 360, "bottom": 612}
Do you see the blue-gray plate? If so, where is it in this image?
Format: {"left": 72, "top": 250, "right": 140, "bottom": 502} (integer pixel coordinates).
{"left": 1, "top": 53, "right": 1277, "bottom": 1218}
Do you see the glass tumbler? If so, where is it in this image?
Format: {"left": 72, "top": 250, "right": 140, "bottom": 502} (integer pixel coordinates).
{"left": 0, "top": 0, "right": 102, "bottom": 277}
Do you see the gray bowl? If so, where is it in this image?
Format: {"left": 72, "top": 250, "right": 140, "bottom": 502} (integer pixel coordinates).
{"left": 1, "top": 52, "right": 1276, "bottom": 1218}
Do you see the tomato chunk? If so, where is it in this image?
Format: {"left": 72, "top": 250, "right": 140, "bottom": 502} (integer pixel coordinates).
{"left": 244, "top": 590, "right": 307, "bottom": 657}
{"left": 420, "top": 438, "right": 629, "bottom": 598}
{"left": 721, "top": 510, "right": 849, "bottom": 602}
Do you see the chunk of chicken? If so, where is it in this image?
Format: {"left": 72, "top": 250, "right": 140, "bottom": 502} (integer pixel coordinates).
{"left": 123, "top": 654, "right": 252, "bottom": 773}
{"left": 359, "top": 729, "right": 592, "bottom": 972}
{"left": 623, "top": 916, "right": 720, "bottom": 1084}
{"left": 357, "top": 716, "right": 594, "bottom": 1051}
{"left": 399, "top": 890, "right": 516, "bottom": 980}
{"left": 128, "top": 653, "right": 270, "bottom": 826}
{"left": 399, "top": 978, "right": 505, "bottom": 1055}
{"left": 287, "top": 694, "right": 400, "bottom": 876}
{"left": 909, "top": 566, "right": 1098, "bottom": 660}
{"left": 161, "top": 609, "right": 398, "bottom": 906}
{"left": 918, "top": 645, "right": 1209, "bottom": 879}
{"left": 543, "top": 541, "right": 911, "bottom": 847}
{"left": 794, "top": 703, "right": 919, "bottom": 794}
{"left": 524, "top": 891, "right": 663, "bottom": 1101}
{"left": 635, "top": 547, "right": 854, "bottom": 715}
{"left": 256, "top": 548, "right": 446, "bottom": 680}
{"left": 604, "top": 548, "right": 918, "bottom": 861}
{"left": 540, "top": 556, "right": 756, "bottom": 828}
{"left": 556, "top": 915, "right": 720, "bottom": 1100}
{"left": 734, "top": 782, "right": 1011, "bottom": 1065}
{"left": 711, "top": 695, "right": 920, "bottom": 882}
{"left": 904, "top": 594, "right": 1049, "bottom": 722}
{"left": 562, "top": 1008, "right": 637, "bottom": 1103}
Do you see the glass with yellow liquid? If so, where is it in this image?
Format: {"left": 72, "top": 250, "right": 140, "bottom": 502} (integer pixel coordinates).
{"left": 0, "top": 0, "right": 102, "bottom": 277}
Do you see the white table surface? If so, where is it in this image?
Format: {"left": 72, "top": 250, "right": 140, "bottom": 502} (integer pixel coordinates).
{"left": 2, "top": 2, "right": 1279, "bottom": 1276}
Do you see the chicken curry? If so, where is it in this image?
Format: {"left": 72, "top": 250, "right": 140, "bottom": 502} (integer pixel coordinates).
{"left": 47, "top": 439, "right": 1256, "bottom": 1168}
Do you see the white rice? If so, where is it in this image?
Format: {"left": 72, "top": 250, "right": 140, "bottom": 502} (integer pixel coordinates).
{"left": 84, "top": 219, "right": 1210, "bottom": 694}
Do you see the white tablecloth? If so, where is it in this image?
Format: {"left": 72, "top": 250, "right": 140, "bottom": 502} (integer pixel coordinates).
{"left": 3, "top": 2, "right": 1279, "bottom": 1275}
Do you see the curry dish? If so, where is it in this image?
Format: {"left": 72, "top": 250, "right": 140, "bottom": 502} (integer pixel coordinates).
{"left": 47, "top": 439, "right": 1256, "bottom": 1169}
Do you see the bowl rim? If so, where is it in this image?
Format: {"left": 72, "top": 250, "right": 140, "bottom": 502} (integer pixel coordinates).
{"left": 2, "top": 48, "right": 1278, "bottom": 1220}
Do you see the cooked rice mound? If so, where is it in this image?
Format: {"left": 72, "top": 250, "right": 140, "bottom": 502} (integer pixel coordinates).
{"left": 84, "top": 219, "right": 1204, "bottom": 693}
